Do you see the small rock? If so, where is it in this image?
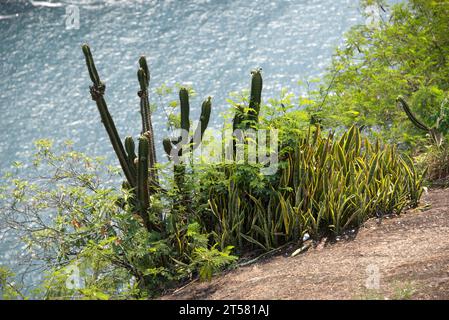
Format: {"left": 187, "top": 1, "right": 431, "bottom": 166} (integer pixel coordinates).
{"left": 302, "top": 233, "right": 310, "bottom": 242}
{"left": 291, "top": 244, "right": 311, "bottom": 257}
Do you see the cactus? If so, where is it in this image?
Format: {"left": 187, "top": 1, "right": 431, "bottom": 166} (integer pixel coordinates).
{"left": 163, "top": 88, "right": 212, "bottom": 194}
{"left": 232, "top": 105, "right": 245, "bottom": 132}
{"left": 180, "top": 88, "right": 191, "bottom": 136}
{"left": 137, "top": 136, "right": 151, "bottom": 229}
{"left": 82, "top": 44, "right": 161, "bottom": 232}
{"left": 82, "top": 44, "right": 136, "bottom": 188}
{"left": 162, "top": 137, "right": 173, "bottom": 163}
{"left": 164, "top": 88, "right": 212, "bottom": 161}
{"left": 397, "top": 96, "right": 429, "bottom": 131}
{"left": 232, "top": 69, "right": 263, "bottom": 157}
{"left": 397, "top": 95, "right": 443, "bottom": 147}
{"left": 192, "top": 97, "right": 212, "bottom": 150}
{"left": 123, "top": 134, "right": 161, "bottom": 232}
{"left": 124, "top": 136, "right": 137, "bottom": 179}
{"left": 247, "top": 68, "right": 263, "bottom": 124}
{"left": 232, "top": 69, "right": 263, "bottom": 131}
{"left": 137, "top": 56, "right": 158, "bottom": 185}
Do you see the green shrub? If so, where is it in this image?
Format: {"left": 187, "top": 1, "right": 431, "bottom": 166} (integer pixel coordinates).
{"left": 313, "top": 0, "right": 449, "bottom": 148}
{"left": 0, "top": 140, "right": 236, "bottom": 299}
{"left": 415, "top": 145, "right": 449, "bottom": 184}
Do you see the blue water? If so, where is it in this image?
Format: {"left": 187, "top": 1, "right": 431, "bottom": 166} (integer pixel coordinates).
{"left": 0, "top": 0, "right": 365, "bottom": 286}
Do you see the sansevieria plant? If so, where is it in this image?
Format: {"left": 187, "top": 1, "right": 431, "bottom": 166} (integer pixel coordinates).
{"left": 208, "top": 125, "right": 425, "bottom": 251}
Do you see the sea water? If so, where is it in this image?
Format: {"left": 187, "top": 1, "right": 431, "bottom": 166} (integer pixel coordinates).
{"left": 0, "top": 0, "right": 365, "bottom": 287}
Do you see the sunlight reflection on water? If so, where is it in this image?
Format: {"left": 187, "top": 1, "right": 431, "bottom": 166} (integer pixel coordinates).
{"left": 0, "top": 0, "right": 363, "bottom": 285}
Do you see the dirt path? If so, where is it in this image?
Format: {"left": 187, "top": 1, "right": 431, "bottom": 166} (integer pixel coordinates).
{"left": 162, "top": 188, "right": 449, "bottom": 300}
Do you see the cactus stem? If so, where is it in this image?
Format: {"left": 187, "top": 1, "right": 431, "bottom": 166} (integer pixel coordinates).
{"left": 192, "top": 96, "right": 212, "bottom": 151}
{"left": 248, "top": 68, "right": 263, "bottom": 124}
{"left": 137, "top": 136, "right": 151, "bottom": 230}
{"left": 179, "top": 88, "right": 191, "bottom": 134}
{"left": 125, "top": 136, "right": 137, "bottom": 179}
{"left": 82, "top": 44, "right": 136, "bottom": 187}
{"left": 137, "top": 58, "right": 158, "bottom": 187}
{"left": 397, "top": 96, "right": 430, "bottom": 132}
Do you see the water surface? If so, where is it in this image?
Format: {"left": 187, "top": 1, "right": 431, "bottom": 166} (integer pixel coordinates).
{"left": 0, "top": 0, "right": 364, "bottom": 282}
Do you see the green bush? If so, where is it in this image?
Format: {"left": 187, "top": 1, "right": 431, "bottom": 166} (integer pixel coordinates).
{"left": 313, "top": 0, "right": 449, "bottom": 148}
{"left": 0, "top": 140, "right": 237, "bottom": 299}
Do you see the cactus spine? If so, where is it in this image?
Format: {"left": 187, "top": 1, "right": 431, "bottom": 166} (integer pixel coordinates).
{"left": 82, "top": 44, "right": 136, "bottom": 188}
{"left": 397, "top": 95, "right": 443, "bottom": 147}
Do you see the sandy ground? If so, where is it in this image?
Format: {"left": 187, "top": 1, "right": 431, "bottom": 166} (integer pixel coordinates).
{"left": 161, "top": 188, "right": 449, "bottom": 300}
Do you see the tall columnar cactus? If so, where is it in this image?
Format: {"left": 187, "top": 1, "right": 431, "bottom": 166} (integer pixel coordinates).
{"left": 164, "top": 88, "right": 212, "bottom": 159}
{"left": 82, "top": 44, "right": 160, "bottom": 232}
{"left": 193, "top": 97, "right": 212, "bottom": 145}
{"left": 247, "top": 68, "right": 263, "bottom": 124}
{"left": 163, "top": 88, "right": 212, "bottom": 191}
{"left": 124, "top": 136, "right": 137, "bottom": 179}
{"left": 233, "top": 68, "right": 263, "bottom": 130}
{"left": 137, "top": 136, "right": 151, "bottom": 230}
{"left": 137, "top": 56, "right": 158, "bottom": 185}
{"left": 180, "top": 88, "right": 191, "bottom": 139}
{"left": 232, "top": 69, "right": 263, "bottom": 157}
{"left": 123, "top": 134, "right": 161, "bottom": 232}
{"left": 82, "top": 44, "right": 136, "bottom": 187}
{"left": 397, "top": 95, "right": 443, "bottom": 147}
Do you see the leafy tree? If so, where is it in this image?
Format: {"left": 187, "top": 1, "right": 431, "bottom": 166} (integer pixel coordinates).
{"left": 313, "top": 0, "right": 449, "bottom": 148}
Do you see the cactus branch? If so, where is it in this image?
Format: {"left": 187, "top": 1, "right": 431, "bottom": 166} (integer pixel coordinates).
{"left": 82, "top": 44, "right": 101, "bottom": 86}
{"left": 179, "top": 88, "right": 190, "bottom": 135}
{"left": 82, "top": 44, "right": 136, "bottom": 187}
{"left": 138, "top": 56, "right": 150, "bottom": 87}
{"left": 232, "top": 105, "right": 245, "bottom": 132}
{"left": 397, "top": 96, "right": 430, "bottom": 132}
{"left": 137, "top": 68, "right": 151, "bottom": 133}
{"left": 163, "top": 88, "right": 212, "bottom": 210}
{"left": 397, "top": 96, "right": 444, "bottom": 147}
{"left": 137, "top": 136, "right": 151, "bottom": 230}
{"left": 143, "top": 131, "right": 158, "bottom": 185}
{"left": 192, "top": 96, "right": 212, "bottom": 151}
{"left": 232, "top": 69, "right": 263, "bottom": 156}
{"left": 248, "top": 68, "right": 263, "bottom": 124}
{"left": 124, "top": 136, "right": 137, "bottom": 179}
{"left": 163, "top": 138, "right": 173, "bottom": 160}
{"left": 137, "top": 57, "right": 158, "bottom": 185}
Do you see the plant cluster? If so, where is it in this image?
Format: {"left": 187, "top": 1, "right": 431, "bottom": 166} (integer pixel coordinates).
{"left": 204, "top": 125, "right": 424, "bottom": 251}
{"left": 2, "top": 0, "right": 442, "bottom": 299}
